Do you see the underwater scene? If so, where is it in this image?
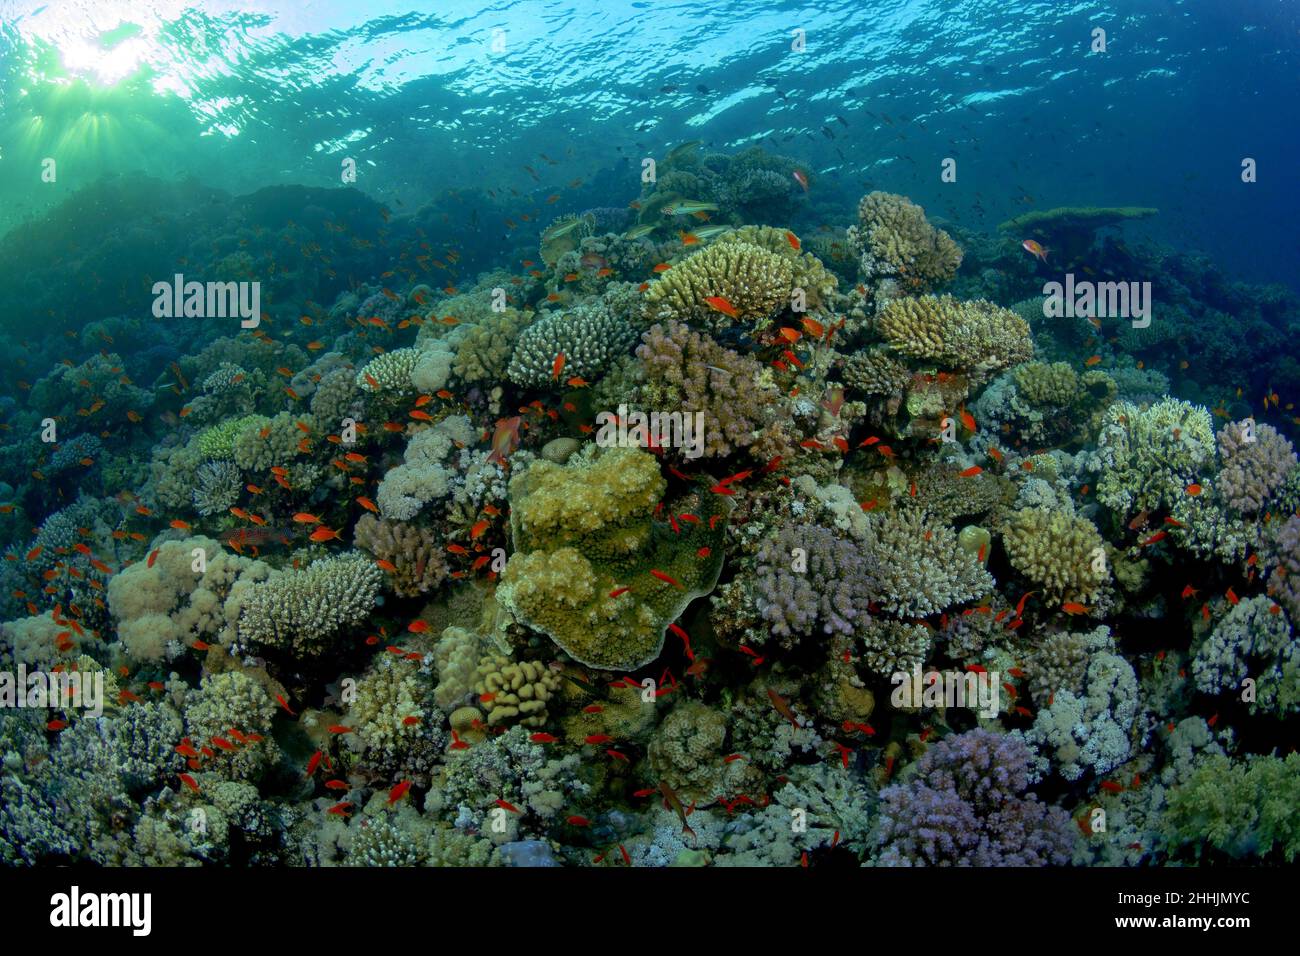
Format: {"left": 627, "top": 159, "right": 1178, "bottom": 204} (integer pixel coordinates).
{"left": 0, "top": 0, "right": 1298, "bottom": 879}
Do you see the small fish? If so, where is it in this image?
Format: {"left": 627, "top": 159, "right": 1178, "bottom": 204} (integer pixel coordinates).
{"left": 650, "top": 569, "right": 683, "bottom": 589}
{"left": 1021, "top": 238, "right": 1049, "bottom": 263}
{"left": 703, "top": 296, "right": 739, "bottom": 319}
{"left": 387, "top": 780, "right": 412, "bottom": 805}
{"left": 495, "top": 799, "right": 522, "bottom": 814}
{"left": 958, "top": 465, "right": 982, "bottom": 478}
{"left": 792, "top": 170, "right": 809, "bottom": 192}
{"left": 529, "top": 733, "right": 558, "bottom": 744}
{"left": 1225, "top": 587, "right": 1239, "bottom": 605}
{"left": 1061, "top": 602, "right": 1090, "bottom": 615}
{"left": 309, "top": 526, "right": 341, "bottom": 542}
{"left": 1084, "top": 355, "right": 1102, "bottom": 367}
{"left": 1185, "top": 483, "right": 1203, "bottom": 496}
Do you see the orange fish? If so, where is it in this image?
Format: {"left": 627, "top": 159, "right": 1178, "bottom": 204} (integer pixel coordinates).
{"left": 292, "top": 512, "right": 321, "bottom": 524}
{"left": 1061, "top": 602, "right": 1090, "bottom": 615}
{"left": 1021, "top": 238, "right": 1048, "bottom": 263}
{"left": 387, "top": 780, "right": 412, "bottom": 805}
{"left": 785, "top": 231, "right": 800, "bottom": 250}
{"left": 309, "top": 526, "right": 341, "bottom": 542}
{"left": 958, "top": 465, "right": 982, "bottom": 478}
{"left": 1185, "top": 483, "right": 1202, "bottom": 496}
{"left": 551, "top": 352, "right": 566, "bottom": 380}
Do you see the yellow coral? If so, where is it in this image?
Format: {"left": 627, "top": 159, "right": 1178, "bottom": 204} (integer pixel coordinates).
{"left": 644, "top": 240, "right": 793, "bottom": 331}
{"left": 473, "top": 655, "right": 562, "bottom": 727}
{"left": 1002, "top": 506, "right": 1111, "bottom": 605}
{"left": 877, "top": 294, "right": 1032, "bottom": 380}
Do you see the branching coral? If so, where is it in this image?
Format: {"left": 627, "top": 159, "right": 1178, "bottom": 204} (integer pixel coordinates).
{"left": 859, "top": 509, "right": 993, "bottom": 617}
{"left": 874, "top": 729, "right": 1073, "bottom": 866}
{"left": 1019, "top": 626, "right": 1137, "bottom": 781}
{"left": 233, "top": 552, "right": 382, "bottom": 657}
{"left": 1002, "top": 506, "right": 1110, "bottom": 606}
{"left": 1216, "top": 419, "right": 1296, "bottom": 514}
{"left": 848, "top": 191, "right": 962, "bottom": 289}
{"left": 1193, "top": 594, "right": 1296, "bottom": 716}
{"left": 752, "top": 523, "right": 874, "bottom": 643}
{"left": 354, "top": 514, "right": 449, "bottom": 596}
{"left": 185, "top": 671, "right": 281, "bottom": 782}
{"left": 507, "top": 302, "right": 637, "bottom": 388}
{"left": 636, "top": 320, "right": 791, "bottom": 460}
{"left": 643, "top": 240, "right": 793, "bottom": 331}
{"left": 375, "top": 414, "right": 476, "bottom": 521}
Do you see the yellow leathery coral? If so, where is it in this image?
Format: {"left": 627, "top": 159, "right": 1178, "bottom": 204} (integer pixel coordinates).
{"left": 497, "top": 445, "right": 730, "bottom": 670}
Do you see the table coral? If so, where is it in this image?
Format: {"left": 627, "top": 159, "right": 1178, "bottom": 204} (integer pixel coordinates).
{"left": 877, "top": 294, "right": 1032, "bottom": 382}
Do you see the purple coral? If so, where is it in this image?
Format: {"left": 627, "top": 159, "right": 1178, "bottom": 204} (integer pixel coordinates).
{"left": 1267, "top": 515, "right": 1300, "bottom": 622}
{"left": 637, "top": 321, "right": 790, "bottom": 459}
{"left": 1217, "top": 420, "right": 1296, "bottom": 513}
{"left": 875, "top": 729, "right": 1075, "bottom": 866}
{"left": 754, "top": 524, "right": 874, "bottom": 639}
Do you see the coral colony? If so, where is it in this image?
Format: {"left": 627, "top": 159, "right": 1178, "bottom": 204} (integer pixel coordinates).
{"left": 1, "top": 148, "right": 1298, "bottom": 871}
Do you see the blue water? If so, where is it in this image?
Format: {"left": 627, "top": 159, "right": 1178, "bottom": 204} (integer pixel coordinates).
{"left": 2, "top": 0, "right": 1297, "bottom": 288}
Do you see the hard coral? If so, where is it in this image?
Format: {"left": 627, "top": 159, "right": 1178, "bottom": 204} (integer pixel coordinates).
{"left": 875, "top": 728, "right": 1073, "bottom": 866}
